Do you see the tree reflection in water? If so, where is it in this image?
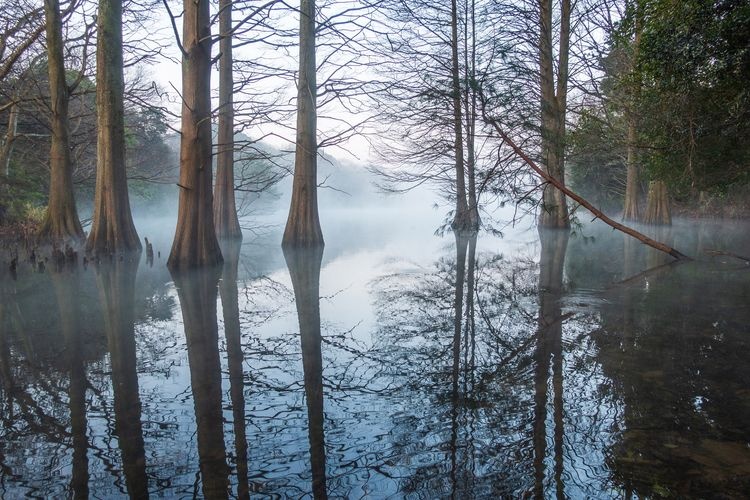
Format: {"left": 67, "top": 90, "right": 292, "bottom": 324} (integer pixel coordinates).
{"left": 284, "top": 245, "right": 327, "bottom": 500}
{"left": 1, "top": 220, "right": 750, "bottom": 497}
{"left": 533, "top": 229, "right": 568, "bottom": 499}
{"left": 171, "top": 265, "right": 230, "bottom": 499}
{"left": 95, "top": 255, "right": 149, "bottom": 498}
{"left": 51, "top": 268, "right": 90, "bottom": 499}
{"left": 219, "top": 239, "right": 250, "bottom": 499}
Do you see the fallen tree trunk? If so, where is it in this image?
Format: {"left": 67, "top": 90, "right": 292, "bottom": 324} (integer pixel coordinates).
{"left": 482, "top": 112, "right": 691, "bottom": 261}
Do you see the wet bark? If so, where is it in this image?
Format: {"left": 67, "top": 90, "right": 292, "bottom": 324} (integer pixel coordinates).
{"left": 450, "top": 0, "right": 470, "bottom": 230}
{"left": 172, "top": 266, "right": 230, "bottom": 499}
{"left": 218, "top": 239, "right": 250, "bottom": 499}
{"left": 213, "top": 0, "right": 242, "bottom": 240}
{"left": 87, "top": 0, "right": 141, "bottom": 254}
{"left": 282, "top": 0, "right": 324, "bottom": 248}
{"left": 537, "top": 0, "right": 571, "bottom": 229}
{"left": 283, "top": 246, "right": 327, "bottom": 499}
{"left": 38, "top": 0, "right": 84, "bottom": 244}
{"left": 168, "top": 0, "right": 223, "bottom": 269}
{"left": 643, "top": 180, "right": 671, "bottom": 226}
{"left": 95, "top": 256, "right": 148, "bottom": 498}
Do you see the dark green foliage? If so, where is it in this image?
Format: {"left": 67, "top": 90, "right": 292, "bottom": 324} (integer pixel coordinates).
{"left": 570, "top": 0, "right": 750, "bottom": 207}
{"left": 568, "top": 111, "right": 627, "bottom": 211}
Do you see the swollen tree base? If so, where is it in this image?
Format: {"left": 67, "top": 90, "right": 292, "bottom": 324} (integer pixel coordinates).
{"left": 643, "top": 180, "right": 671, "bottom": 225}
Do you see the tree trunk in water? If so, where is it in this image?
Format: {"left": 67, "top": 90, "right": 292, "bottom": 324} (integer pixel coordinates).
{"left": 168, "top": 0, "right": 223, "bottom": 269}
{"left": 38, "top": 0, "right": 84, "bottom": 244}
{"left": 213, "top": 0, "right": 242, "bottom": 240}
{"left": 623, "top": 118, "right": 640, "bottom": 221}
{"left": 87, "top": 0, "right": 141, "bottom": 254}
{"left": 538, "top": 0, "right": 570, "bottom": 229}
{"left": 450, "top": 0, "right": 470, "bottom": 230}
{"left": 282, "top": 0, "right": 323, "bottom": 248}
{"left": 283, "top": 246, "right": 327, "bottom": 499}
{"left": 623, "top": 6, "right": 642, "bottom": 222}
{"left": 643, "top": 180, "right": 671, "bottom": 225}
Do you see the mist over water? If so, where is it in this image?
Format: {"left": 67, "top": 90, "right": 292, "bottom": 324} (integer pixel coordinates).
{"left": 2, "top": 192, "right": 750, "bottom": 497}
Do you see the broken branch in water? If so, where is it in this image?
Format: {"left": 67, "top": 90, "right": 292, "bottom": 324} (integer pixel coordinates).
{"left": 705, "top": 249, "right": 750, "bottom": 263}
{"left": 480, "top": 108, "right": 691, "bottom": 261}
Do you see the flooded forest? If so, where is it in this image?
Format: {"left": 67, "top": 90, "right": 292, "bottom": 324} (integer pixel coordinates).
{"left": 1, "top": 0, "right": 749, "bottom": 498}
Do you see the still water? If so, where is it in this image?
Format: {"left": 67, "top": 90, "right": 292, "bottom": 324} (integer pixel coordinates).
{"left": 1, "top": 207, "right": 750, "bottom": 498}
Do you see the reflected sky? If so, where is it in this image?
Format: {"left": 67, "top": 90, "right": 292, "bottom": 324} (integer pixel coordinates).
{"left": 1, "top": 208, "right": 750, "bottom": 498}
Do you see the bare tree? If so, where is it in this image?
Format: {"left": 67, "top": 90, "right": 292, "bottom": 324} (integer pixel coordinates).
{"left": 537, "top": 0, "right": 571, "bottom": 228}
{"left": 213, "top": 0, "right": 242, "bottom": 240}
{"left": 282, "top": 0, "right": 324, "bottom": 247}
{"left": 86, "top": 0, "right": 141, "bottom": 254}
{"left": 37, "top": 0, "right": 84, "bottom": 243}
{"left": 167, "top": 0, "right": 223, "bottom": 269}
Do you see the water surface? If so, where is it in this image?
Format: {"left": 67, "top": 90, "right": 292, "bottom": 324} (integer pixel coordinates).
{"left": 1, "top": 210, "right": 750, "bottom": 498}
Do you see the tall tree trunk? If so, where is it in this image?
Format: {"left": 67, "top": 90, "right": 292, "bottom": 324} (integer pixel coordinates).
{"left": 538, "top": 0, "right": 570, "bottom": 229}
{"left": 623, "top": 4, "right": 642, "bottom": 221}
{"left": 213, "top": 0, "right": 242, "bottom": 240}
{"left": 450, "top": 0, "right": 470, "bottom": 230}
{"left": 1, "top": 103, "right": 18, "bottom": 177}
{"left": 643, "top": 180, "right": 671, "bottom": 225}
{"left": 623, "top": 119, "right": 640, "bottom": 220}
{"left": 282, "top": 0, "right": 323, "bottom": 248}
{"left": 168, "top": 0, "right": 222, "bottom": 269}
{"left": 464, "top": 0, "right": 480, "bottom": 230}
{"left": 87, "top": 0, "right": 141, "bottom": 254}
{"left": 38, "top": 0, "right": 84, "bottom": 243}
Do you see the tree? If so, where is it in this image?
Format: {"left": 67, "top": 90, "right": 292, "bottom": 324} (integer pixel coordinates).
{"left": 282, "top": 0, "right": 323, "bottom": 248}
{"left": 537, "top": 0, "right": 571, "bottom": 228}
{"left": 37, "top": 0, "right": 84, "bottom": 243}
{"left": 86, "top": 0, "right": 141, "bottom": 254}
{"left": 450, "top": 0, "right": 471, "bottom": 230}
{"left": 213, "top": 0, "right": 242, "bottom": 240}
{"left": 167, "top": 0, "right": 223, "bottom": 269}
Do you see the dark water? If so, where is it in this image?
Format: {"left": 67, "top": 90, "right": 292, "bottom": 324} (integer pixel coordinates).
{"left": 2, "top": 210, "right": 750, "bottom": 499}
